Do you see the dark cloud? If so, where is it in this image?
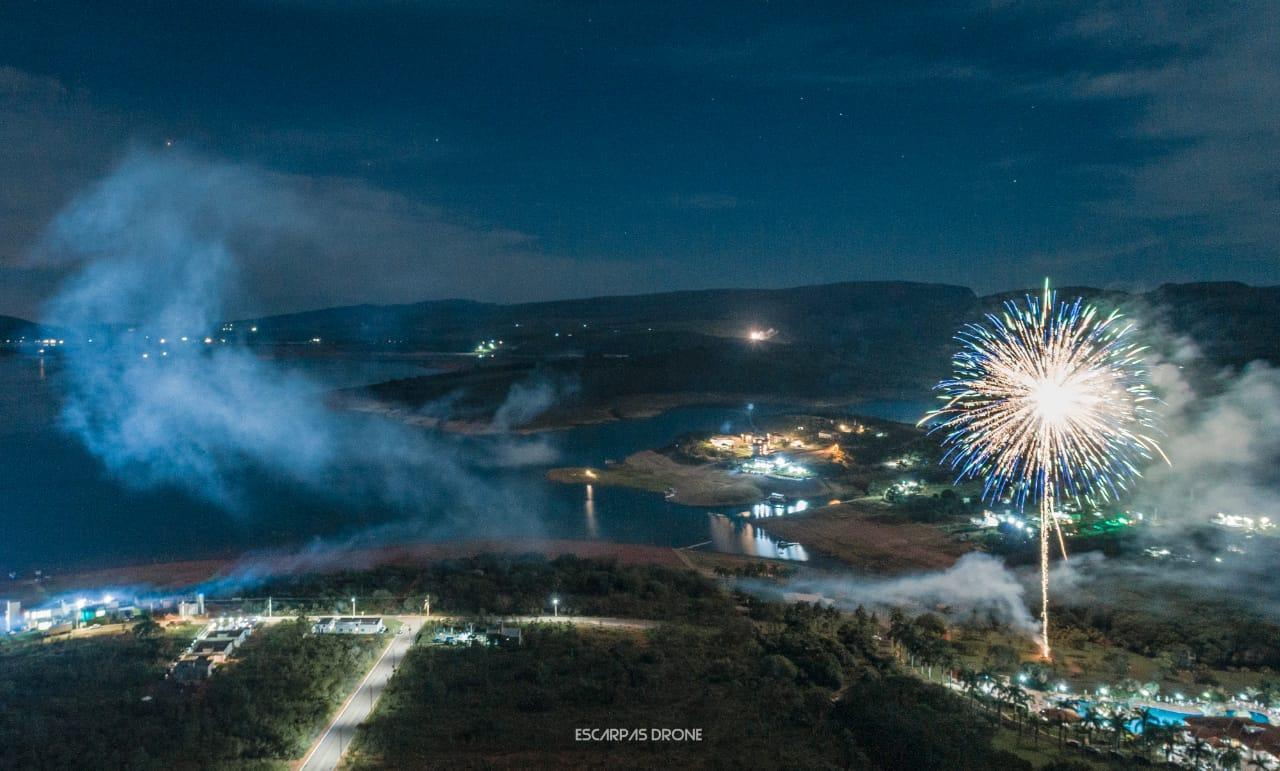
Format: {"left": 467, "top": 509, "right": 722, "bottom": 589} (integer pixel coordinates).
{"left": 0, "top": 2, "right": 1276, "bottom": 319}
{"left": 29, "top": 150, "right": 684, "bottom": 319}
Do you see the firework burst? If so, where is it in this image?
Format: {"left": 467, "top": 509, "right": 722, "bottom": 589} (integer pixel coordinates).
{"left": 924, "top": 280, "right": 1165, "bottom": 658}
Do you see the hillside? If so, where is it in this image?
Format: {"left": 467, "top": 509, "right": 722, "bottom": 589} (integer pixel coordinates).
{"left": 315, "top": 282, "right": 981, "bottom": 421}
{"left": 11, "top": 280, "right": 1275, "bottom": 421}
{"left": 0, "top": 314, "right": 41, "bottom": 341}
{"left": 0, "top": 315, "right": 46, "bottom": 352}
{"left": 282, "top": 281, "right": 1272, "bottom": 424}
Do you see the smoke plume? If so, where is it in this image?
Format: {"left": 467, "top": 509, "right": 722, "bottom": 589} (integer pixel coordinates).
{"left": 33, "top": 149, "right": 541, "bottom": 527}
{"left": 761, "top": 553, "right": 1041, "bottom": 633}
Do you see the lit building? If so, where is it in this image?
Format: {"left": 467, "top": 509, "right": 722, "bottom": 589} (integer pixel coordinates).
{"left": 313, "top": 616, "right": 386, "bottom": 635}
{"left": 2, "top": 600, "right": 20, "bottom": 633}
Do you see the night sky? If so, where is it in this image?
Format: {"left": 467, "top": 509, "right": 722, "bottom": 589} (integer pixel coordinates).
{"left": 1, "top": 1, "right": 1276, "bottom": 319}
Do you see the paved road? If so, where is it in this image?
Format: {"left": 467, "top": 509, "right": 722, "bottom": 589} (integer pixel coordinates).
{"left": 298, "top": 616, "right": 422, "bottom": 771}
{"left": 294, "top": 613, "right": 650, "bottom": 771}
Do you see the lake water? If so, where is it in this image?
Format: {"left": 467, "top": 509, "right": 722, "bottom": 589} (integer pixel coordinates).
{"left": 0, "top": 353, "right": 930, "bottom": 574}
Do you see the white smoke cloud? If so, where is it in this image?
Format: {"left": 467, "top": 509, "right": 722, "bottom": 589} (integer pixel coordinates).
{"left": 1138, "top": 351, "right": 1280, "bottom": 531}
{"left": 491, "top": 374, "right": 579, "bottom": 431}
{"left": 763, "top": 553, "right": 1040, "bottom": 634}
{"left": 33, "top": 149, "right": 545, "bottom": 528}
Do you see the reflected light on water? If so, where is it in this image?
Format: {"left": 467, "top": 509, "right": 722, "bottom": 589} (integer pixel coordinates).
{"left": 745, "top": 499, "right": 809, "bottom": 518}
{"left": 706, "top": 513, "right": 809, "bottom": 561}
{"left": 583, "top": 484, "right": 597, "bottom": 537}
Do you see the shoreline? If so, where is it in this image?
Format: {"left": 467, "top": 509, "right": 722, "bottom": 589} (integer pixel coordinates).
{"left": 547, "top": 449, "right": 851, "bottom": 507}
{"left": 337, "top": 388, "right": 927, "bottom": 435}
{"left": 6, "top": 538, "right": 705, "bottom": 602}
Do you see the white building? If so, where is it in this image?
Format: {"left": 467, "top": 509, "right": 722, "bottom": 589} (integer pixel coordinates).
{"left": 2, "top": 600, "right": 20, "bottom": 633}
{"left": 313, "top": 616, "right": 385, "bottom": 635}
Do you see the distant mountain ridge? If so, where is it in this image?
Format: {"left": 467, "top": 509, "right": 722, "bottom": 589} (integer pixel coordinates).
{"left": 0, "top": 314, "right": 44, "bottom": 341}
{"left": 234, "top": 280, "right": 1280, "bottom": 419}
{"left": 6, "top": 281, "right": 1276, "bottom": 377}
{"left": 230, "top": 280, "right": 1280, "bottom": 368}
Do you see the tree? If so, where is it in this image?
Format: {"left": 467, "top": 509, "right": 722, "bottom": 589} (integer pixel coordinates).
{"left": 1135, "top": 706, "right": 1156, "bottom": 755}
{"left": 1107, "top": 707, "right": 1132, "bottom": 751}
{"left": 1081, "top": 710, "right": 1106, "bottom": 746}
{"left": 132, "top": 615, "right": 162, "bottom": 640}
{"left": 1004, "top": 683, "right": 1030, "bottom": 738}
{"left": 887, "top": 608, "right": 910, "bottom": 661}
{"left": 1146, "top": 724, "right": 1178, "bottom": 764}
{"left": 1026, "top": 712, "right": 1045, "bottom": 747}
{"left": 1187, "top": 736, "right": 1213, "bottom": 767}
{"left": 1220, "top": 747, "right": 1244, "bottom": 770}
{"left": 957, "top": 668, "right": 981, "bottom": 714}
{"left": 1102, "top": 649, "right": 1131, "bottom": 681}
{"left": 1045, "top": 712, "right": 1069, "bottom": 750}
{"left": 984, "top": 643, "right": 1020, "bottom": 675}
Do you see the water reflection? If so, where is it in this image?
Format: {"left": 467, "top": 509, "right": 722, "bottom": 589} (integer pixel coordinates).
{"left": 706, "top": 513, "right": 810, "bottom": 561}
{"left": 743, "top": 499, "right": 810, "bottom": 518}
{"left": 0, "top": 355, "right": 926, "bottom": 570}
{"left": 583, "top": 484, "right": 598, "bottom": 538}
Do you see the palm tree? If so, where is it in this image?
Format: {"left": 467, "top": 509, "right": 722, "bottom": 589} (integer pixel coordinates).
{"left": 1135, "top": 706, "right": 1155, "bottom": 753}
{"left": 1187, "top": 736, "right": 1213, "bottom": 768}
{"left": 990, "top": 682, "right": 1009, "bottom": 726}
{"left": 1045, "top": 712, "right": 1068, "bottom": 750}
{"left": 1005, "top": 683, "right": 1031, "bottom": 737}
{"left": 1220, "top": 747, "right": 1244, "bottom": 770}
{"left": 1082, "top": 710, "right": 1107, "bottom": 747}
{"left": 975, "top": 671, "right": 998, "bottom": 723}
{"left": 1026, "top": 712, "right": 1045, "bottom": 747}
{"left": 957, "top": 668, "right": 981, "bottom": 714}
{"left": 1107, "top": 707, "right": 1133, "bottom": 751}
{"left": 1144, "top": 723, "right": 1177, "bottom": 765}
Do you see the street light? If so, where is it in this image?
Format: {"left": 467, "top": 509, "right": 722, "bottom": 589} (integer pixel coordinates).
{"left": 351, "top": 597, "right": 356, "bottom": 616}
{"left": 552, "top": 597, "right": 559, "bottom": 618}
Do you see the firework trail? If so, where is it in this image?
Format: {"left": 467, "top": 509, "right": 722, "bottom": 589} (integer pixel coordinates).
{"left": 924, "top": 280, "right": 1165, "bottom": 658}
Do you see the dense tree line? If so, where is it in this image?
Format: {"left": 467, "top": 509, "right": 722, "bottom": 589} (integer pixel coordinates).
{"left": 248, "top": 554, "right": 733, "bottom": 622}
{"left": 1, "top": 557, "right": 1123, "bottom": 769}
{"left": 1054, "top": 602, "right": 1280, "bottom": 671}
{"left": 348, "top": 588, "right": 1030, "bottom": 769}
{"left": 176, "top": 619, "right": 382, "bottom": 762}
{"left": 0, "top": 630, "right": 186, "bottom": 769}
{"left": 0, "top": 619, "right": 379, "bottom": 769}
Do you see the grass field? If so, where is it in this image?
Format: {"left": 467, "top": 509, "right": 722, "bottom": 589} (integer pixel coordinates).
{"left": 761, "top": 499, "right": 972, "bottom": 572}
